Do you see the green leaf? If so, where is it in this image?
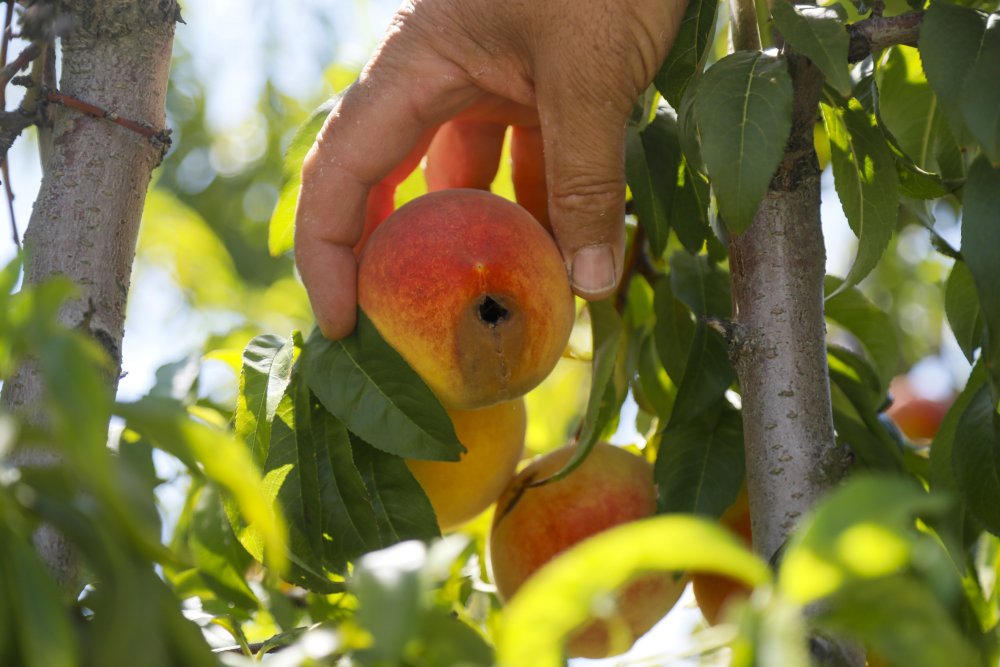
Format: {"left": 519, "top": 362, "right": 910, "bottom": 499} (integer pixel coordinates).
{"left": 961, "top": 157, "right": 1000, "bottom": 389}
{"left": 815, "top": 576, "right": 984, "bottom": 667}
{"left": 653, "top": 276, "right": 696, "bottom": 384}
{"left": 824, "top": 276, "right": 900, "bottom": 393}
{"left": 301, "top": 313, "right": 463, "bottom": 461}
{"left": 667, "top": 321, "right": 735, "bottom": 428}
{"left": 779, "top": 475, "right": 951, "bottom": 604}
{"left": 875, "top": 46, "right": 957, "bottom": 177}
{"left": 772, "top": 3, "right": 851, "bottom": 96}
{"left": 655, "top": 401, "right": 744, "bottom": 516}
{"left": 0, "top": 524, "right": 79, "bottom": 667}
{"left": 946, "top": 261, "right": 985, "bottom": 363}
{"left": 952, "top": 382, "right": 1000, "bottom": 536}
{"left": 931, "top": 362, "right": 988, "bottom": 496}
{"left": 694, "top": 51, "right": 793, "bottom": 233}
{"left": 539, "top": 300, "right": 623, "bottom": 484}
{"left": 117, "top": 397, "right": 288, "bottom": 573}
{"left": 821, "top": 101, "right": 899, "bottom": 295}
{"left": 626, "top": 124, "right": 671, "bottom": 258}
{"left": 654, "top": 0, "right": 718, "bottom": 108}
{"left": 496, "top": 515, "right": 771, "bottom": 667}
{"left": 828, "top": 347, "right": 905, "bottom": 471}
{"left": 269, "top": 101, "right": 333, "bottom": 256}
{"left": 959, "top": 13, "right": 1000, "bottom": 164}
{"left": 669, "top": 252, "right": 732, "bottom": 318}
{"left": 350, "top": 434, "right": 440, "bottom": 545}
{"left": 236, "top": 333, "right": 297, "bottom": 466}
{"left": 671, "top": 159, "right": 711, "bottom": 253}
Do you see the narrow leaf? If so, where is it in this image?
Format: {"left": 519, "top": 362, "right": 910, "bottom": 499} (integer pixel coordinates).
{"left": 694, "top": 51, "right": 793, "bottom": 233}
{"left": 821, "top": 101, "right": 899, "bottom": 295}
{"left": 961, "top": 157, "right": 1000, "bottom": 389}
{"left": 670, "top": 160, "right": 710, "bottom": 253}
{"left": 301, "top": 313, "right": 463, "bottom": 461}
{"left": 960, "top": 14, "right": 1000, "bottom": 164}
{"left": 654, "top": 0, "right": 718, "bottom": 108}
{"left": 667, "top": 322, "right": 735, "bottom": 429}
{"left": 653, "top": 276, "right": 696, "bottom": 384}
{"left": 772, "top": 3, "right": 851, "bottom": 96}
{"left": 626, "top": 124, "right": 671, "bottom": 257}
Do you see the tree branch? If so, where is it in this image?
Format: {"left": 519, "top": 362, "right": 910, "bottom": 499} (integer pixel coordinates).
{"left": 847, "top": 11, "right": 924, "bottom": 63}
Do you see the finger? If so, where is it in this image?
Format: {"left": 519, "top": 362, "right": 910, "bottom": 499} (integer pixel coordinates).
{"left": 295, "top": 35, "right": 477, "bottom": 339}
{"left": 425, "top": 120, "right": 507, "bottom": 191}
{"left": 510, "top": 125, "right": 549, "bottom": 229}
{"left": 534, "top": 72, "right": 630, "bottom": 301}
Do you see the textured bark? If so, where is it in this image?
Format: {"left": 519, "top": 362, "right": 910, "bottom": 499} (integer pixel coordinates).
{"left": 728, "top": 54, "right": 862, "bottom": 667}
{"left": 1, "top": 0, "right": 178, "bottom": 589}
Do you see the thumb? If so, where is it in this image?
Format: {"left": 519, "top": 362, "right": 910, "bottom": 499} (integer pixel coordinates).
{"left": 535, "top": 72, "right": 631, "bottom": 301}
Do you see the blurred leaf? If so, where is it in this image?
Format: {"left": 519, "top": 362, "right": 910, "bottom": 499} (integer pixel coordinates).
{"left": 0, "top": 524, "right": 78, "bottom": 667}
{"left": 654, "top": 0, "right": 718, "bottom": 108}
{"left": 352, "top": 542, "right": 425, "bottom": 663}
{"left": 918, "top": 4, "right": 982, "bottom": 146}
{"left": 815, "top": 575, "right": 984, "bottom": 667}
{"left": 959, "top": 14, "right": 1000, "bottom": 164}
{"left": 626, "top": 124, "right": 671, "bottom": 258}
{"left": 117, "top": 397, "right": 288, "bottom": 573}
{"left": 961, "top": 157, "right": 1000, "bottom": 388}
{"left": 415, "top": 609, "right": 494, "bottom": 666}
{"left": 269, "top": 101, "right": 333, "bottom": 256}
{"left": 931, "top": 361, "right": 987, "bottom": 497}
{"left": 875, "top": 46, "right": 958, "bottom": 176}
{"left": 351, "top": 433, "right": 440, "bottom": 546}
{"left": 946, "top": 261, "right": 985, "bottom": 363}
{"left": 821, "top": 101, "right": 899, "bottom": 296}
{"left": 779, "top": 475, "right": 951, "bottom": 604}
{"left": 655, "top": 400, "right": 744, "bottom": 516}
{"left": 952, "top": 383, "right": 1000, "bottom": 536}
{"left": 301, "top": 315, "right": 463, "bottom": 461}
{"left": 496, "top": 515, "right": 770, "bottom": 667}
{"left": 824, "top": 276, "right": 900, "bottom": 392}
{"left": 236, "top": 333, "right": 297, "bottom": 466}
{"left": 772, "top": 3, "right": 851, "bottom": 96}
{"left": 694, "top": 51, "right": 793, "bottom": 233}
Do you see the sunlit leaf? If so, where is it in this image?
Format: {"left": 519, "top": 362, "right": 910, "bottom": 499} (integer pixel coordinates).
{"left": 301, "top": 314, "right": 463, "bottom": 461}
{"left": 269, "top": 101, "right": 333, "bottom": 256}
{"left": 235, "top": 333, "right": 297, "bottom": 466}
{"left": 824, "top": 276, "right": 900, "bottom": 393}
{"left": 772, "top": 3, "right": 851, "bottom": 96}
{"left": 694, "top": 51, "right": 793, "bottom": 232}
{"left": 779, "top": 475, "right": 951, "bottom": 604}
{"left": 821, "top": 101, "right": 899, "bottom": 296}
{"left": 496, "top": 515, "right": 771, "bottom": 667}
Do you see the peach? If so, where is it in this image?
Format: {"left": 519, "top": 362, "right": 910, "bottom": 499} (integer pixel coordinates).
{"left": 357, "top": 189, "right": 575, "bottom": 410}
{"left": 692, "top": 487, "right": 753, "bottom": 625}
{"left": 407, "top": 399, "right": 526, "bottom": 532}
{"left": 489, "top": 442, "right": 688, "bottom": 659}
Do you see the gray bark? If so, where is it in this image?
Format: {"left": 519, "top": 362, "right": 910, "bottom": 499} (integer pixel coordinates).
{"left": 1, "top": 0, "right": 178, "bottom": 589}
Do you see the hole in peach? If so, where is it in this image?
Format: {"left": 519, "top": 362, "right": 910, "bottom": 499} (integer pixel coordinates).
{"left": 478, "top": 296, "right": 510, "bottom": 327}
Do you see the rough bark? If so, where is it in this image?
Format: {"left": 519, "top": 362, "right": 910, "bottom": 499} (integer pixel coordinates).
{"left": 1, "top": 0, "right": 178, "bottom": 589}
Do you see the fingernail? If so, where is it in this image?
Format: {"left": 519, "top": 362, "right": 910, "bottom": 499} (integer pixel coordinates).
{"left": 571, "top": 244, "right": 616, "bottom": 296}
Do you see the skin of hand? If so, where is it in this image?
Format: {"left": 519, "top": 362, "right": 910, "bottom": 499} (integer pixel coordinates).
{"left": 295, "top": 0, "right": 688, "bottom": 340}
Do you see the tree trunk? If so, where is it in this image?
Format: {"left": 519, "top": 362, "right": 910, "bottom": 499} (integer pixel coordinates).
{"left": 1, "top": 0, "right": 178, "bottom": 589}
{"left": 728, "top": 54, "right": 863, "bottom": 667}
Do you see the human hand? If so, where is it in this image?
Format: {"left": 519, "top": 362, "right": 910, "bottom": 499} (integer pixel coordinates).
{"left": 295, "top": 0, "right": 687, "bottom": 339}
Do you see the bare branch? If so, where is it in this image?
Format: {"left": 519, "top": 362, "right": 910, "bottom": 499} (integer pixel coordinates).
{"left": 45, "top": 90, "right": 172, "bottom": 155}
{"left": 847, "top": 11, "right": 924, "bottom": 63}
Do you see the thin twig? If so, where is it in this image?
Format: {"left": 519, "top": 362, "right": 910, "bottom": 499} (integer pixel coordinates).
{"left": 45, "top": 90, "right": 172, "bottom": 150}
{"left": 847, "top": 11, "right": 924, "bottom": 63}
{"left": 0, "top": 41, "right": 40, "bottom": 90}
